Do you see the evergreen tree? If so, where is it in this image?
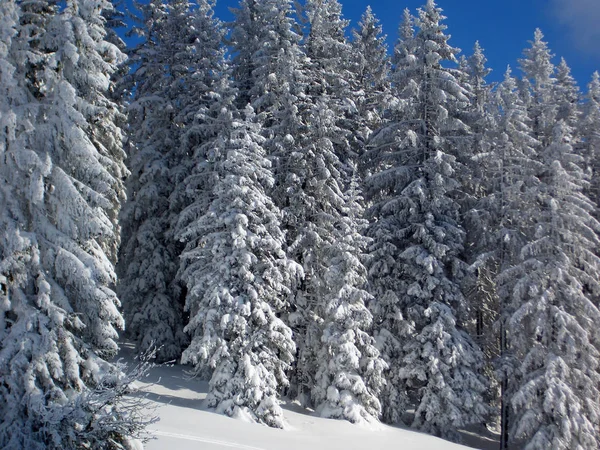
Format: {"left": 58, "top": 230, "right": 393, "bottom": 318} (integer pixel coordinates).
{"left": 461, "top": 40, "right": 494, "bottom": 302}
{"left": 230, "top": 0, "right": 304, "bottom": 117}
{"left": 518, "top": 29, "right": 556, "bottom": 147}
{"left": 119, "top": 0, "right": 226, "bottom": 360}
{"left": 277, "top": 0, "right": 349, "bottom": 404}
{"left": 0, "top": 0, "right": 148, "bottom": 447}
{"left": 467, "top": 42, "right": 493, "bottom": 119}
{"left": 554, "top": 58, "right": 581, "bottom": 129}
{"left": 461, "top": 41, "right": 494, "bottom": 190}
{"left": 170, "top": 0, "right": 232, "bottom": 276}
{"left": 365, "top": 0, "right": 488, "bottom": 438}
{"left": 172, "top": 1, "right": 232, "bottom": 210}
{"left": 311, "top": 175, "right": 387, "bottom": 423}
{"left": 229, "top": 0, "right": 310, "bottom": 400}
{"left": 350, "top": 6, "right": 391, "bottom": 152}
{"left": 488, "top": 67, "right": 542, "bottom": 449}
{"left": 259, "top": 1, "right": 389, "bottom": 420}
{"left": 459, "top": 41, "right": 499, "bottom": 419}
{"left": 229, "top": 0, "right": 308, "bottom": 209}
{"left": 506, "top": 122, "right": 600, "bottom": 449}
{"left": 178, "top": 106, "right": 301, "bottom": 428}
{"left": 229, "top": 0, "right": 262, "bottom": 109}
{"left": 63, "top": 0, "right": 129, "bottom": 264}
{"left": 390, "top": 8, "right": 415, "bottom": 96}
{"left": 303, "top": 0, "right": 359, "bottom": 167}
{"left": 580, "top": 72, "right": 600, "bottom": 213}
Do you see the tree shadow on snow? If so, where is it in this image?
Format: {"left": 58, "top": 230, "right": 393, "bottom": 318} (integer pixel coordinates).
{"left": 280, "top": 399, "right": 316, "bottom": 418}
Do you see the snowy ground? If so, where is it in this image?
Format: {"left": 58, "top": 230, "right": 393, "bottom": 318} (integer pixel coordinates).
{"left": 124, "top": 350, "right": 499, "bottom": 450}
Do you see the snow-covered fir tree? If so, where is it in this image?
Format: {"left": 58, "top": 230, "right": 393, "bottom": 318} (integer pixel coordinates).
{"left": 580, "top": 72, "right": 600, "bottom": 214}
{"left": 518, "top": 29, "right": 557, "bottom": 147}
{"left": 0, "top": 0, "right": 148, "bottom": 447}
{"left": 462, "top": 41, "right": 494, "bottom": 188}
{"left": 279, "top": 94, "right": 387, "bottom": 420}
{"left": 228, "top": 0, "right": 308, "bottom": 209}
{"left": 21, "top": 0, "right": 125, "bottom": 357}
{"left": 390, "top": 8, "right": 415, "bottom": 96}
{"left": 118, "top": 0, "right": 176, "bottom": 360}
{"left": 169, "top": 0, "right": 233, "bottom": 274}
{"left": 178, "top": 105, "right": 301, "bottom": 428}
{"left": 486, "top": 67, "right": 542, "bottom": 449}
{"left": 230, "top": 0, "right": 304, "bottom": 117}
{"left": 172, "top": 0, "right": 234, "bottom": 242}
{"left": 303, "top": 0, "right": 360, "bottom": 166}
{"left": 60, "top": 0, "right": 129, "bottom": 264}
{"left": 119, "top": 0, "right": 226, "bottom": 360}
{"left": 365, "top": 0, "right": 489, "bottom": 438}
{"left": 350, "top": 6, "right": 391, "bottom": 153}
{"left": 505, "top": 121, "right": 600, "bottom": 449}
{"left": 458, "top": 41, "right": 499, "bottom": 416}
{"left": 263, "top": 1, "right": 390, "bottom": 419}
{"left": 553, "top": 58, "right": 581, "bottom": 129}
{"left": 311, "top": 176, "right": 387, "bottom": 423}
{"left": 228, "top": 0, "right": 309, "bottom": 399}
{"left": 228, "top": 0, "right": 263, "bottom": 108}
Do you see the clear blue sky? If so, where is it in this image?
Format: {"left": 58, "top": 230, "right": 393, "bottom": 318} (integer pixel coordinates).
{"left": 209, "top": 0, "right": 600, "bottom": 88}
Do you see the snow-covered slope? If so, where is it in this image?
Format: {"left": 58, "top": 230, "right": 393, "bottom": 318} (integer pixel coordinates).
{"left": 134, "top": 360, "right": 497, "bottom": 450}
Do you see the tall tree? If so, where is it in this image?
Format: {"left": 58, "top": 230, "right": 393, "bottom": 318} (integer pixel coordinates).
{"left": 229, "top": 0, "right": 310, "bottom": 400}
{"left": 459, "top": 41, "right": 499, "bottom": 421}
{"left": 554, "top": 58, "right": 581, "bottom": 129}
{"left": 230, "top": 0, "right": 304, "bottom": 116}
{"left": 267, "top": 1, "right": 389, "bottom": 419}
{"left": 303, "top": 0, "right": 359, "bottom": 167}
{"left": 518, "top": 29, "right": 556, "bottom": 147}
{"left": 63, "top": 0, "right": 129, "bottom": 264}
{"left": 119, "top": 0, "right": 227, "bottom": 360}
{"left": 178, "top": 106, "right": 301, "bottom": 428}
{"left": 505, "top": 121, "right": 600, "bottom": 449}
{"left": 580, "top": 72, "right": 600, "bottom": 214}
{"left": 487, "top": 67, "right": 542, "bottom": 449}
{"left": 0, "top": 0, "right": 148, "bottom": 447}
{"left": 350, "top": 6, "right": 391, "bottom": 155}
{"left": 365, "top": 0, "right": 488, "bottom": 438}
{"left": 311, "top": 170, "right": 387, "bottom": 424}
{"left": 172, "top": 0, "right": 233, "bottom": 229}
{"left": 229, "top": 0, "right": 307, "bottom": 210}
{"left": 390, "top": 8, "right": 415, "bottom": 97}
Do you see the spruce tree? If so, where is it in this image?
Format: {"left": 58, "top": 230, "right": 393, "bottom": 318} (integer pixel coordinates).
{"left": 229, "top": 0, "right": 307, "bottom": 209}
{"left": 0, "top": 1, "right": 148, "bottom": 447}
{"left": 488, "top": 67, "right": 542, "bottom": 449}
{"left": 390, "top": 8, "right": 415, "bottom": 97}
{"left": 518, "top": 29, "right": 556, "bottom": 147}
{"left": 228, "top": 0, "right": 310, "bottom": 400}
{"left": 178, "top": 106, "right": 301, "bottom": 428}
{"left": 365, "top": 0, "right": 488, "bottom": 438}
{"left": 554, "top": 58, "right": 581, "bottom": 129}
{"left": 312, "top": 177, "right": 387, "bottom": 423}
{"left": 580, "top": 72, "right": 600, "bottom": 213}
{"left": 506, "top": 122, "right": 600, "bottom": 449}
{"left": 269, "top": 1, "right": 389, "bottom": 419}
{"left": 459, "top": 41, "right": 499, "bottom": 420}
{"left": 303, "top": 0, "right": 360, "bottom": 167}
{"left": 119, "top": 0, "right": 225, "bottom": 360}
{"left": 350, "top": 6, "right": 391, "bottom": 153}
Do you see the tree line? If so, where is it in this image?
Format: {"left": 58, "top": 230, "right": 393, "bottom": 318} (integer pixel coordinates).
{"left": 1, "top": 0, "right": 599, "bottom": 449}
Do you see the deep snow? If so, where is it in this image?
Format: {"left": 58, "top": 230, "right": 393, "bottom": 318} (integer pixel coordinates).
{"left": 129, "top": 354, "right": 499, "bottom": 450}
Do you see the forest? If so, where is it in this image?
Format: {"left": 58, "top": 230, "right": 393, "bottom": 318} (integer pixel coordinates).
{"left": 1, "top": 0, "right": 599, "bottom": 449}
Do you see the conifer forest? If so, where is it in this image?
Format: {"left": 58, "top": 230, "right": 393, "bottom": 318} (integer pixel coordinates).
{"left": 1, "top": 0, "right": 600, "bottom": 449}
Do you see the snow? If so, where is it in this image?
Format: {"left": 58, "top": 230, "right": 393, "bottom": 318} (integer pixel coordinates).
{"left": 135, "top": 360, "right": 495, "bottom": 450}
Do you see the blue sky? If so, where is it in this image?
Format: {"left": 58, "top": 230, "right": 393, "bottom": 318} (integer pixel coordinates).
{"left": 209, "top": 0, "right": 600, "bottom": 88}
